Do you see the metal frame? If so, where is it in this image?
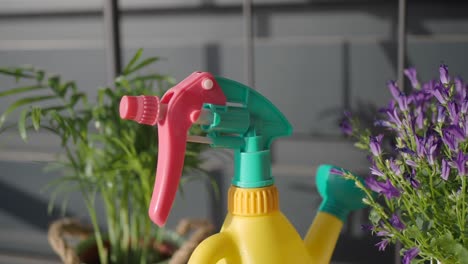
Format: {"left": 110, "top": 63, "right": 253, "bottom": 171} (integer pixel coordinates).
{"left": 103, "top": 0, "right": 122, "bottom": 84}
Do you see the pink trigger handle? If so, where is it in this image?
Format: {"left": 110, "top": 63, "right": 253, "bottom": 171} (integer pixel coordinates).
{"left": 120, "top": 72, "right": 226, "bottom": 226}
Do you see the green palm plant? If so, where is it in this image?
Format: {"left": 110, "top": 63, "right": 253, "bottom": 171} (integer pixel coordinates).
{"left": 0, "top": 49, "right": 210, "bottom": 264}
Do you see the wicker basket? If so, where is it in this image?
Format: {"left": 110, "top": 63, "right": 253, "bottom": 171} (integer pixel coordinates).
{"left": 48, "top": 218, "right": 215, "bottom": 264}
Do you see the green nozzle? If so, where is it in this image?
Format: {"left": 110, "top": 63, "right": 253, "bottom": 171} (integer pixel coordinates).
{"left": 200, "top": 77, "right": 292, "bottom": 188}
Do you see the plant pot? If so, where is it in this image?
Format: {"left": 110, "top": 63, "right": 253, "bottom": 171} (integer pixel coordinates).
{"left": 48, "top": 218, "right": 215, "bottom": 264}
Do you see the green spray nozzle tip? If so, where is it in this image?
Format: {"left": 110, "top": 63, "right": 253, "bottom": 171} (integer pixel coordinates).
{"left": 316, "top": 164, "right": 367, "bottom": 222}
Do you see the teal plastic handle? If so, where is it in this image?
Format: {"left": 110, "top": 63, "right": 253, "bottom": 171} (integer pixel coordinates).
{"left": 316, "top": 164, "right": 367, "bottom": 222}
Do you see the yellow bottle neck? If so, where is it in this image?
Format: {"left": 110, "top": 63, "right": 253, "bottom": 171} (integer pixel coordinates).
{"left": 228, "top": 185, "right": 279, "bottom": 216}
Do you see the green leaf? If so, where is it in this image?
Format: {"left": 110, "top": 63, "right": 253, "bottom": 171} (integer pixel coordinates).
{"left": 0, "top": 95, "right": 56, "bottom": 128}
{"left": 18, "top": 108, "right": 29, "bottom": 141}
{"left": 0, "top": 84, "right": 46, "bottom": 97}
{"left": 124, "top": 57, "right": 159, "bottom": 75}
{"left": 0, "top": 67, "right": 35, "bottom": 79}
{"left": 31, "top": 107, "right": 42, "bottom": 131}
{"left": 123, "top": 48, "right": 143, "bottom": 75}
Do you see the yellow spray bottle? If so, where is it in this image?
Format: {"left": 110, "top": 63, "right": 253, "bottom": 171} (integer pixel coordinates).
{"left": 119, "top": 71, "right": 367, "bottom": 263}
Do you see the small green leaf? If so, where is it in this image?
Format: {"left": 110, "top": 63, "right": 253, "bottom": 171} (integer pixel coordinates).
{"left": 31, "top": 107, "right": 42, "bottom": 131}
{"left": 0, "top": 67, "right": 34, "bottom": 79}
{"left": 0, "top": 95, "right": 56, "bottom": 128}
{"left": 123, "top": 48, "right": 143, "bottom": 75}
{"left": 18, "top": 108, "right": 29, "bottom": 141}
{"left": 0, "top": 84, "right": 46, "bottom": 97}
{"left": 129, "top": 57, "right": 158, "bottom": 73}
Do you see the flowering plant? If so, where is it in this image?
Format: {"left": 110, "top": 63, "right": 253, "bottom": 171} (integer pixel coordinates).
{"left": 341, "top": 65, "right": 468, "bottom": 264}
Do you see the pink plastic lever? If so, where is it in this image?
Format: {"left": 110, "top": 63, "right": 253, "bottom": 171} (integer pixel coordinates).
{"left": 120, "top": 72, "right": 226, "bottom": 226}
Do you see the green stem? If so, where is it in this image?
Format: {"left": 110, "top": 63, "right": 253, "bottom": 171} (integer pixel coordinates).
{"left": 85, "top": 198, "right": 108, "bottom": 264}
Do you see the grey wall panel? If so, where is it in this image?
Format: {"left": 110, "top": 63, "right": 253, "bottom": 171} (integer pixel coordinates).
{"left": 254, "top": 43, "right": 344, "bottom": 135}
{"left": 0, "top": 17, "right": 104, "bottom": 41}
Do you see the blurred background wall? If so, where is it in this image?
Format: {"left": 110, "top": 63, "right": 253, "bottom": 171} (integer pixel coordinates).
{"left": 0, "top": 0, "right": 467, "bottom": 263}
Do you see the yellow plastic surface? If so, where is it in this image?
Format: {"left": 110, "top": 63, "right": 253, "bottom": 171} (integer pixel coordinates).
{"left": 304, "top": 212, "right": 344, "bottom": 264}
{"left": 188, "top": 186, "right": 344, "bottom": 264}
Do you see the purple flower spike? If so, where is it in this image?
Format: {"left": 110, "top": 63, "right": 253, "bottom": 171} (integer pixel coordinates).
{"left": 437, "top": 106, "right": 446, "bottom": 123}
{"left": 403, "top": 247, "right": 420, "bottom": 264}
{"left": 441, "top": 159, "right": 450, "bottom": 181}
{"left": 388, "top": 80, "right": 401, "bottom": 100}
{"left": 375, "top": 239, "right": 389, "bottom": 252}
{"left": 404, "top": 67, "right": 420, "bottom": 89}
{"left": 370, "top": 134, "right": 384, "bottom": 157}
{"left": 390, "top": 214, "right": 406, "bottom": 230}
{"left": 432, "top": 85, "right": 449, "bottom": 105}
{"left": 440, "top": 64, "right": 450, "bottom": 84}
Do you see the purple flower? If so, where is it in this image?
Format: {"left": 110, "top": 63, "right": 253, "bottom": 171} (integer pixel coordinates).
{"left": 415, "top": 107, "right": 424, "bottom": 129}
{"left": 405, "top": 159, "right": 417, "bottom": 168}
{"left": 365, "top": 177, "right": 401, "bottom": 199}
{"left": 404, "top": 67, "right": 420, "bottom": 89}
{"left": 442, "top": 131, "right": 457, "bottom": 152}
{"left": 390, "top": 214, "right": 406, "bottom": 230}
{"left": 371, "top": 165, "right": 385, "bottom": 177}
{"left": 388, "top": 80, "right": 401, "bottom": 100}
{"left": 446, "top": 125, "right": 465, "bottom": 141}
{"left": 440, "top": 64, "right": 450, "bottom": 84}
{"left": 405, "top": 171, "right": 421, "bottom": 188}
{"left": 461, "top": 99, "right": 468, "bottom": 115}
{"left": 437, "top": 105, "right": 446, "bottom": 123}
{"left": 389, "top": 158, "right": 401, "bottom": 176}
{"left": 375, "top": 239, "right": 389, "bottom": 251}
{"left": 397, "top": 147, "right": 416, "bottom": 155}
{"left": 455, "top": 77, "right": 465, "bottom": 100}
{"left": 448, "top": 102, "right": 459, "bottom": 124}
{"left": 415, "top": 136, "right": 425, "bottom": 157}
{"left": 330, "top": 168, "right": 344, "bottom": 176}
{"left": 426, "top": 136, "right": 439, "bottom": 166}
{"left": 340, "top": 119, "right": 352, "bottom": 136}
{"left": 376, "top": 230, "right": 389, "bottom": 237}
{"left": 432, "top": 85, "right": 449, "bottom": 105}
{"left": 441, "top": 159, "right": 450, "bottom": 181}
{"left": 387, "top": 109, "right": 403, "bottom": 127}
{"left": 449, "top": 152, "right": 467, "bottom": 176}
{"left": 374, "top": 120, "right": 391, "bottom": 128}
{"left": 403, "top": 247, "right": 420, "bottom": 264}
{"left": 397, "top": 93, "right": 409, "bottom": 112}
{"left": 370, "top": 135, "right": 384, "bottom": 157}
